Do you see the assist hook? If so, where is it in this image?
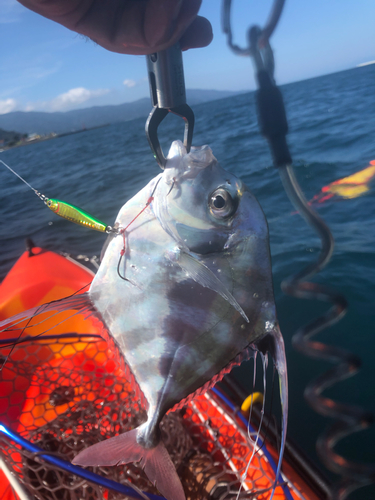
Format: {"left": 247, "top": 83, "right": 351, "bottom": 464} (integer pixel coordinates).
{"left": 145, "top": 43, "right": 195, "bottom": 169}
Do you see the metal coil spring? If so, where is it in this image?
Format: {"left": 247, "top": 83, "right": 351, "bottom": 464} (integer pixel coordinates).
{"left": 278, "top": 164, "right": 375, "bottom": 499}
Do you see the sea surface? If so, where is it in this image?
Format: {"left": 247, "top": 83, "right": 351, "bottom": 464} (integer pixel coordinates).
{"left": 1, "top": 64, "right": 374, "bottom": 498}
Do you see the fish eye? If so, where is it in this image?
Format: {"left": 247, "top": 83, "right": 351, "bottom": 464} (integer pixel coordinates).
{"left": 209, "top": 188, "right": 235, "bottom": 218}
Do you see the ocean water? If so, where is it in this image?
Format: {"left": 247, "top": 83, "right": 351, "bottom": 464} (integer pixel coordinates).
{"left": 1, "top": 64, "right": 374, "bottom": 498}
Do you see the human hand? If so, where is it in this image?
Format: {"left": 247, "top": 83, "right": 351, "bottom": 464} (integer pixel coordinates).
{"left": 17, "top": 0, "right": 213, "bottom": 55}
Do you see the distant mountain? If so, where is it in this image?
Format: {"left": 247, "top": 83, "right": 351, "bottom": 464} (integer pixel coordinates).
{"left": 0, "top": 90, "right": 241, "bottom": 135}
{"left": 0, "top": 128, "right": 27, "bottom": 147}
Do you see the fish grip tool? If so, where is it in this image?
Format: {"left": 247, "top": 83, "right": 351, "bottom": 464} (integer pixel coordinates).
{"left": 223, "top": 2, "right": 375, "bottom": 497}
{"left": 145, "top": 43, "right": 194, "bottom": 169}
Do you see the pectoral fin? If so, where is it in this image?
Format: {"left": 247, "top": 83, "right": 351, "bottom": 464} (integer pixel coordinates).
{"left": 168, "top": 250, "right": 249, "bottom": 322}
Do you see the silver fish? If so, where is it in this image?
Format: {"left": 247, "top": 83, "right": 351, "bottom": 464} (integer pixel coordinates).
{"left": 0, "top": 141, "right": 288, "bottom": 500}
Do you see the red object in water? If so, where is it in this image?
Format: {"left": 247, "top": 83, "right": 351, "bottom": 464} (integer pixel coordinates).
{"left": 310, "top": 159, "right": 375, "bottom": 206}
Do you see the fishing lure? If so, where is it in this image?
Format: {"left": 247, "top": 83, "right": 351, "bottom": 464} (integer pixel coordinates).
{"left": 1, "top": 159, "right": 162, "bottom": 283}
{"left": 1, "top": 160, "right": 117, "bottom": 234}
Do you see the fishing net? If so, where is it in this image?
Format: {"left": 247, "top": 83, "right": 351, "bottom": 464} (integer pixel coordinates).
{"left": 0, "top": 334, "right": 313, "bottom": 500}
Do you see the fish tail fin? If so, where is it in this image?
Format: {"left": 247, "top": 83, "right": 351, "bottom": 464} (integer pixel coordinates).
{"left": 72, "top": 428, "right": 186, "bottom": 500}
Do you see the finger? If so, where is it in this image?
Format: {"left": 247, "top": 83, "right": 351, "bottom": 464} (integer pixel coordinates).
{"left": 180, "top": 16, "right": 213, "bottom": 50}
{"left": 17, "top": 0, "right": 91, "bottom": 24}
{"left": 143, "top": 0, "right": 212, "bottom": 53}
{"left": 17, "top": 0, "right": 211, "bottom": 55}
{"left": 144, "top": 0, "right": 186, "bottom": 48}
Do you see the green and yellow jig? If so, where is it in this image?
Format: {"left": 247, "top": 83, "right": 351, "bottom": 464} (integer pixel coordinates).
{"left": 1, "top": 160, "right": 117, "bottom": 234}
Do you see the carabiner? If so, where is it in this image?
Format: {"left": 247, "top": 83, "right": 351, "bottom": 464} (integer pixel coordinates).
{"left": 222, "top": 0, "right": 286, "bottom": 55}
{"left": 248, "top": 25, "right": 275, "bottom": 83}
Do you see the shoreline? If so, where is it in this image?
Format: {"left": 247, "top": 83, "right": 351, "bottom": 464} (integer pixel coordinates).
{"left": 0, "top": 123, "right": 110, "bottom": 152}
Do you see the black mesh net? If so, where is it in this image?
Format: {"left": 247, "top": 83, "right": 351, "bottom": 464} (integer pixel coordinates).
{"left": 0, "top": 335, "right": 312, "bottom": 499}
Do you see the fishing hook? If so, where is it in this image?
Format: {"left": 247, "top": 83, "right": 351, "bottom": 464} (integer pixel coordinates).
{"left": 117, "top": 177, "right": 161, "bottom": 282}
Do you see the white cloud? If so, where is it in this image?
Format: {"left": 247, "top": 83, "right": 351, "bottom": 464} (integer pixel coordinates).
{"left": 123, "top": 79, "right": 136, "bottom": 88}
{"left": 47, "top": 87, "right": 110, "bottom": 111}
{"left": 22, "top": 87, "right": 111, "bottom": 112}
{"left": 0, "top": 98, "right": 17, "bottom": 114}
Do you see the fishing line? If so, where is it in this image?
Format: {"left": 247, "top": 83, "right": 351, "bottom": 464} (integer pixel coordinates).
{"left": 0, "top": 160, "right": 38, "bottom": 194}
{"left": 0, "top": 282, "right": 92, "bottom": 372}
{"left": 117, "top": 177, "right": 161, "bottom": 282}
{"left": 0, "top": 301, "right": 53, "bottom": 373}
{"left": 237, "top": 353, "right": 268, "bottom": 500}
{"left": 246, "top": 352, "right": 258, "bottom": 442}
{"left": 1, "top": 158, "right": 161, "bottom": 284}
{"left": 253, "top": 365, "right": 277, "bottom": 458}
{"left": 0, "top": 159, "right": 117, "bottom": 234}
{"left": 2, "top": 317, "right": 37, "bottom": 371}
{"left": 0, "top": 308, "right": 93, "bottom": 349}
{"left": 0, "top": 307, "right": 93, "bottom": 372}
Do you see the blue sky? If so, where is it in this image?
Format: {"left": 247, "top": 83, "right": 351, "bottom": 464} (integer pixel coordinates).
{"left": 1, "top": 0, "right": 374, "bottom": 114}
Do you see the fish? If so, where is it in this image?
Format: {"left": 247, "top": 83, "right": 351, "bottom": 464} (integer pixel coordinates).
{"left": 0, "top": 140, "right": 288, "bottom": 500}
